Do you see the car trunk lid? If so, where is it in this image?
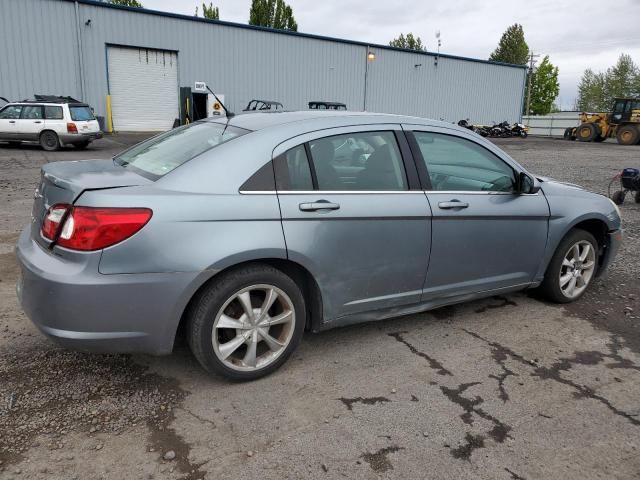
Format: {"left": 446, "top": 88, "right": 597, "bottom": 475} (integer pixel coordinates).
{"left": 32, "top": 159, "right": 152, "bottom": 248}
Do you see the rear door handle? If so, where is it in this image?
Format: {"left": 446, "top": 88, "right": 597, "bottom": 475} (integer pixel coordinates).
{"left": 8, "top": 120, "right": 15, "bottom": 123}
{"left": 299, "top": 200, "right": 340, "bottom": 212}
{"left": 438, "top": 200, "right": 469, "bottom": 209}
{"left": 34, "top": 120, "right": 42, "bottom": 124}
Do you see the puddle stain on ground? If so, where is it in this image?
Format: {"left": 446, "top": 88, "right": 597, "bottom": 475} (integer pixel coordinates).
{"left": 360, "top": 445, "right": 404, "bottom": 472}
{"left": 474, "top": 296, "right": 518, "bottom": 314}
{"left": 450, "top": 433, "right": 485, "bottom": 461}
{"left": 339, "top": 396, "right": 390, "bottom": 411}
{"left": 387, "top": 331, "right": 453, "bottom": 376}
{"left": 464, "top": 329, "right": 640, "bottom": 427}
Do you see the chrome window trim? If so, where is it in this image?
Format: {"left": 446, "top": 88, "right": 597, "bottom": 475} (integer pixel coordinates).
{"left": 239, "top": 190, "right": 539, "bottom": 196}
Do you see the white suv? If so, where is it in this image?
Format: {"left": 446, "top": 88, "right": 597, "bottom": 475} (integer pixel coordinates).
{"left": 0, "top": 96, "right": 103, "bottom": 151}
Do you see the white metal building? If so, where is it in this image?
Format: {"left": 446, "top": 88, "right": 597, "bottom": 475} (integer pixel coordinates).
{"left": 0, "top": 0, "right": 527, "bottom": 131}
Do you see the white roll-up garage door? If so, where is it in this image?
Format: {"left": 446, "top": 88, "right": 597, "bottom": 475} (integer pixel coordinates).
{"left": 107, "top": 46, "right": 178, "bottom": 131}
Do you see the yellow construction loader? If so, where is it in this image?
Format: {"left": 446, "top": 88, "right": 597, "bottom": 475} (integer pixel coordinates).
{"left": 564, "top": 98, "right": 640, "bottom": 145}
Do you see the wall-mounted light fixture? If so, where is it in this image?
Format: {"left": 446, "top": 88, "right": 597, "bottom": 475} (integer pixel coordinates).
{"left": 414, "top": 63, "right": 422, "bottom": 68}
{"left": 367, "top": 51, "right": 376, "bottom": 61}
{"left": 85, "top": 18, "right": 92, "bottom": 26}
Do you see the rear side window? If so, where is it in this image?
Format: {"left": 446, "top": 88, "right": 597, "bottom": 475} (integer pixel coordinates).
{"left": 69, "top": 105, "right": 95, "bottom": 121}
{"left": 21, "top": 105, "right": 43, "bottom": 119}
{"left": 413, "top": 132, "right": 515, "bottom": 192}
{"left": 44, "top": 106, "right": 63, "bottom": 120}
{"left": 0, "top": 105, "right": 22, "bottom": 119}
{"left": 274, "top": 145, "right": 313, "bottom": 191}
{"left": 308, "top": 131, "right": 407, "bottom": 191}
{"left": 114, "top": 121, "right": 249, "bottom": 180}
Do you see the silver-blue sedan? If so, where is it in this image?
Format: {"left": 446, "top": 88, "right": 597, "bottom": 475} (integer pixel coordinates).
{"left": 16, "top": 111, "right": 622, "bottom": 380}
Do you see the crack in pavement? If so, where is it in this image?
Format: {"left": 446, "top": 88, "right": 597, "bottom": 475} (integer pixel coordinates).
{"left": 463, "top": 329, "right": 640, "bottom": 427}
{"left": 505, "top": 467, "right": 527, "bottom": 479}
{"left": 387, "top": 331, "right": 453, "bottom": 376}
{"left": 339, "top": 396, "right": 390, "bottom": 411}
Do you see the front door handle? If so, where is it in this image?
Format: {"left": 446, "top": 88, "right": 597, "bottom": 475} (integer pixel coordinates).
{"left": 299, "top": 200, "right": 340, "bottom": 212}
{"left": 438, "top": 200, "right": 469, "bottom": 209}
{"left": 8, "top": 120, "right": 15, "bottom": 123}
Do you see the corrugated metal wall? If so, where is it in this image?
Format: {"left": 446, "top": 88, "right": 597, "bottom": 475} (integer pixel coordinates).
{"left": 0, "top": 0, "right": 526, "bottom": 126}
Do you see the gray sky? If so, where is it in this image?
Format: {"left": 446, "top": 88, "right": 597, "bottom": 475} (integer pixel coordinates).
{"left": 143, "top": 0, "right": 640, "bottom": 110}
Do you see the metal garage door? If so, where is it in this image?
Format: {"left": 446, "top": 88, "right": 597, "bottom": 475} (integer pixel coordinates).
{"left": 107, "top": 46, "right": 178, "bottom": 131}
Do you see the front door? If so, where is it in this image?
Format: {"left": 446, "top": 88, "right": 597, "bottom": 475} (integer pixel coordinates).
{"left": 16, "top": 105, "right": 44, "bottom": 141}
{"left": 274, "top": 125, "right": 431, "bottom": 322}
{"left": 0, "top": 104, "right": 23, "bottom": 140}
{"left": 406, "top": 127, "right": 549, "bottom": 300}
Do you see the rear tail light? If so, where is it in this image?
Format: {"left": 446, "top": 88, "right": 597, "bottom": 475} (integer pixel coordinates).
{"left": 41, "top": 204, "right": 152, "bottom": 251}
{"left": 67, "top": 122, "right": 78, "bottom": 134}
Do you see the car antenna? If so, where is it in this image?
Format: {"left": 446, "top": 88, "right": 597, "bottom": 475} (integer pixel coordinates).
{"left": 206, "top": 86, "right": 234, "bottom": 118}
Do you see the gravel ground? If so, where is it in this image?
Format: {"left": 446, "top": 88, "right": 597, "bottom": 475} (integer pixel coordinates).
{"left": 0, "top": 134, "right": 639, "bottom": 480}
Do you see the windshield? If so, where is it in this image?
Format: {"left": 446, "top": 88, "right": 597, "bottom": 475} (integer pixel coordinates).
{"left": 69, "top": 105, "right": 95, "bottom": 121}
{"left": 114, "top": 121, "right": 249, "bottom": 180}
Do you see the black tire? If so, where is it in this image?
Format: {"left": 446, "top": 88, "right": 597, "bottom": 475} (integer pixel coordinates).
{"left": 520, "top": 131, "right": 528, "bottom": 138}
{"left": 539, "top": 229, "right": 599, "bottom": 304}
{"left": 634, "top": 191, "right": 640, "bottom": 204}
{"left": 576, "top": 123, "right": 599, "bottom": 142}
{"left": 73, "top": 141, "right": 90, "bottom": 150}
{"left": 39, "top": 131, "right": 59, "bottom": 151}
{"left": 616, "top": 125, "right": 640, "bottom": 146}
{"left": 594, "top": 135, "right": 606, "bottom": 142}
{"left": 187, "top": 264, "right": 306, "bottom": 381}
{"left": 612, "top": 190, "right": 626, "bottom": 205}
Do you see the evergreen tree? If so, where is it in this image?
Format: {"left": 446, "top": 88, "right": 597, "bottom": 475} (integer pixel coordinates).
{"left": 249, "top": 0, "right": 297, "bottom": 31}
{"left": 489, "top": 24, "right": 529, "bottom": 65}
{"left": 109, "top": 0, "right": 143, "bottom": 7}
{"left": 389, "top": 33, "right": 426, "bottom": 51}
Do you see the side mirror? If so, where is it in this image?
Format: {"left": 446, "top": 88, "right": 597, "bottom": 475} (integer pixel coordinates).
{"left": 518, "top": 172, "right": 540, "bottom": 194}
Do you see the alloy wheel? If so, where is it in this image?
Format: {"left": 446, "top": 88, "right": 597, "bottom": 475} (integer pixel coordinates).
{"left": 212, "top": 284, "right": 296, "bottom": 372}
{"left": 559, "top": 240, "right": 596, "bottom": 299}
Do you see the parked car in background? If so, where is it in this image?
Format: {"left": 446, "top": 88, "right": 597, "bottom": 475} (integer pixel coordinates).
{"left": 16, "top": 111, "right": 622, "bottom": 380}
{"left": 309, "top": 101, "right": 347, "bottom": 110}
{"left": 0, "top": 95, "right": 102, "bottom": 151}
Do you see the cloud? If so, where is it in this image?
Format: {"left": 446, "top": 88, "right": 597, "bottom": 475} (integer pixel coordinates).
{"left": 145, "top": 0, "right": 640, "bottom": 109}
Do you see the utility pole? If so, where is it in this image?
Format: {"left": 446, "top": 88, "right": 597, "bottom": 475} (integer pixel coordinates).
{"left": 525, "top": 52, "right": 540, "bottom": 117}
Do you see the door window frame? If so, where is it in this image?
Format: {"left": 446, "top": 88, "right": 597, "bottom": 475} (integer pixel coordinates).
{"left": 404, "top": 127, "right": 526, "bottom": 194}
{"left": 20, "top": 105, "right": 44, "bottom": 120}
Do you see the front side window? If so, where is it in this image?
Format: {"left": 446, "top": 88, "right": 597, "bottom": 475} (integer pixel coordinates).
{"left": 69, "top": 105, "right": 95, "bottom": 121}
{"left": 308, "top": 131, "right": 407, "bottom": 191}
{"left": 114, "top": 122, "right": 249, "bottom": 180}
{"left": 21, "top": 105, "right": 43, "bottom": 119}
{"left": 44, "top": 106, "right": 63, "bottom": 120}
{"left": 413, "top": 132, "right": 515, "bottom": 192}
{"left": 0, "top": 105, "right": 22, "bottom": 119}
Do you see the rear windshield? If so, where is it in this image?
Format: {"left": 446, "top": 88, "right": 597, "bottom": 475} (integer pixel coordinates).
{"left": 114, "top": 121, "right": 249, "bottom": 180}
{"left": 69, "top": 105, "right": 95, "bottom": 121}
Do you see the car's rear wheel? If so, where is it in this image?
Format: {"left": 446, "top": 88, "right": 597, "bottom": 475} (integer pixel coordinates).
{"left": 39, "top": 131, "right": 59, "bottom": 151}
{"left": 539, "top": 229, "right": 598, "bottom": 303}
{"left": 187, "top": 264, "right": 305, "bottom": 380}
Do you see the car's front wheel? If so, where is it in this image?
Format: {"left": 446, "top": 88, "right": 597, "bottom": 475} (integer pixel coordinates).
{"left": 540, "top": 229, "right": 598, "bottom": 303}
{"left": 187, "top": 264, "right": 306, "bottom": 380}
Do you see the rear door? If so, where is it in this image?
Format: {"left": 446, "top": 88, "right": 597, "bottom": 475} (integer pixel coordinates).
{"left": 406, "top": 127, "right": 549, "bottom": 300}
{"left": 274, "top": 125, "right": 432, "bottom": 323}
{"left": 0, "top": 104, "right": 23, "bottom": 140}
{"left": 44, "top": 105, "right": 66, "bottom": 135}
{"left": 17, "top": 105, "right": 45, "bottom": 140}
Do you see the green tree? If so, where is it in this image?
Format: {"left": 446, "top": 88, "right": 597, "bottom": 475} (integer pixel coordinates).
{"left": 249, "top": 0, "right": 297, "bottom": 31}
{"left": 576, "top": 54, "right": 639, "bottom": 112}
{"left": 195, "top": 2, "right": 219, "bottom": 19}
{"left": 528, "top": 56, "right": 560, "bottom": 115}
{"left": 489, "top": 24, "right": 529, "bottom": 65}
{"left": 109, "top": 0, "right": 143, "bottom": 7}
{"left": 389, "top": 33, "right": 425, "bottom": 51}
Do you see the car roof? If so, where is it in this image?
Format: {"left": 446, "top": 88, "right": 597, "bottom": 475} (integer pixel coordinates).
{"left": 207, "top": 110, "right": 455, "bottom": 132}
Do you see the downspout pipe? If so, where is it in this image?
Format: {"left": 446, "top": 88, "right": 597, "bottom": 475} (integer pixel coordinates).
{"left": 74, "top": 1, "right": 86, "bottom": 100}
